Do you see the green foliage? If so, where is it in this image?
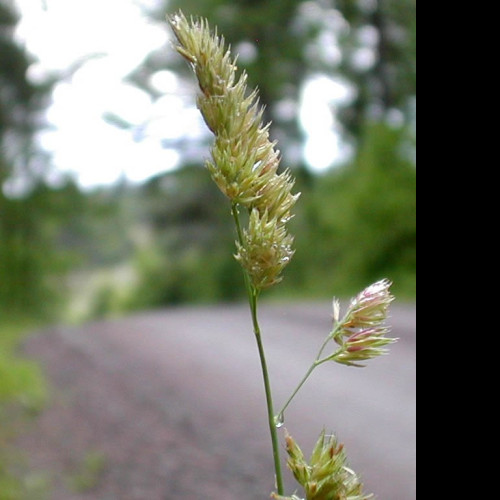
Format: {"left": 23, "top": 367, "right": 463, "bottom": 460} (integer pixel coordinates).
{"left": 335, "top": 0, "right": 417, "bottom": 134}
{"left": 0, "top": 0, "right": 42, "bottom": 141}
{"left": 1, "top": 194, "right": 52, "bottom": 319}
{"left": 1, "top": 0, "right": 62, "bottom": 320}
{"left": 0, "top": 354, "right": 46, "bottom": 412}
{"left": 125, "top": 244, "right": 239, "bottom": 308}
{"left": 0, "top": 462, "right": 51, "bottom": 500}
{"left": 0, "top": 319, "right": 47, "bottom": 411}
{"left": 0, "top": 320, "right": 48, "bottom": 500}
{"left": 289, "top": 123, "right": 416, "bottom": 298}
{"left": 68, "top": 451, "right": 106, "bottom": 493}
{"left": 120, "top": 167, "right": 244, "bottom": 311}
{"left": 0, "top": 182, "right": 86, "bottom": 320}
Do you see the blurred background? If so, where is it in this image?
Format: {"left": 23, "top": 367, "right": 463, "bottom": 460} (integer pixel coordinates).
{"left": 1, "top": 0, "right": 415, "bottom": 496}
{"left": 1, "top": 0, "right": 416, "bottom": 324}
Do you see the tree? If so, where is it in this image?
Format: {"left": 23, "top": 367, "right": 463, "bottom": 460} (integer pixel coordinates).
{"left": 290, "top": 122, "right": 416, "bottom": 298}
{"left": 335, "top": 0, "right": 416, "bottom": 136}
{"left": 121, "top": 166, "right": 244, "bottom": 310}
{"left": 0, "top": 0, "right": 52, "bottom": 192}
{"left": 0, "top": 0, "right": 59, "bottom": 318}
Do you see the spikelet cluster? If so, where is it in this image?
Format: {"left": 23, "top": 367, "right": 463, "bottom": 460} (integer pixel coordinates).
{"left": 332, "top": 279, "right": 396, "bottom": 367}
{"left": 168, "top": 12, "right": 299, "bottom": 289}
{"left": 272, "top": 430, "right": 373, "bottom": 500}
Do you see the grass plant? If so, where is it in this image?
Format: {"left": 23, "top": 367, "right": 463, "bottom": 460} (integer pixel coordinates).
{"left": 168, "top": 12, "right": 397, "bottom": 499}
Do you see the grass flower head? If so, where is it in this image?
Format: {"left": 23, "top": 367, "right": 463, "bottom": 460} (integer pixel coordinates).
{"left": 168, "top": 11, "right": 299, "bottom": 290}
{"left": 331, "top": 280, "right": 396, "bottom": 367}
{"left": 273, "top": 430, "right": 373, "bottom": 500}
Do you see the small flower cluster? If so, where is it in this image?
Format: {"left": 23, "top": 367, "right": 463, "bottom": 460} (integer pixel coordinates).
{"left": 272, "top": 430, "right": 373, "bottom": 500}
{"left": 235, "top": 209, "right": 295, "bottom": 290}
{"left": 331, "top": 279, "right": 396, "bottom": 367}
{"left": 168, "top": 12, "right": 299, "bottom": 290}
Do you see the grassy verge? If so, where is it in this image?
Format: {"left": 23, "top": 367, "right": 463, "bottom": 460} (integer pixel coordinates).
{"left": 0, "top": 318, "right": 49, "bottom": 499}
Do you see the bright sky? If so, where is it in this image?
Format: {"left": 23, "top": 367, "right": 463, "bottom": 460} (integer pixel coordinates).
{"left": 15, "top": 0, "right": 348, "bottom": 188}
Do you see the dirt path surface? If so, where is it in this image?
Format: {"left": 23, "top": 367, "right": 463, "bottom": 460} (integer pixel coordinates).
{"left": 19, "top": 302, "right": 416, "bottom": 500}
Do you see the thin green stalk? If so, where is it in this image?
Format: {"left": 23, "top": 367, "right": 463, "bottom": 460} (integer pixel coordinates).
{"left": 276, "top": 326, "right": 341, "bottom": 421}
{"left": 250, "top": 293, "right": 285, "bottom": 496}
{"left": 276, "top": 363, "right": 317, "bottom": 426}
{"left": 232, "top": 204, "right": 285, "bottom": 496}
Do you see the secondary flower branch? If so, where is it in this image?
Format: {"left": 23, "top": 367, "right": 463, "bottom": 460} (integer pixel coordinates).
{"left": 276, "top": 279, "right": 396, "bottom": 424}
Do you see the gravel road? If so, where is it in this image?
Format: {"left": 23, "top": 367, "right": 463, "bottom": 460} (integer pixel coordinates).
{"left": 19, "top": 301, "right": 416, "bottom": 500}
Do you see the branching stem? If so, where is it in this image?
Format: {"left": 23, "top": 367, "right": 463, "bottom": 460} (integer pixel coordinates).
{"left": 276, "top": 324, "right": 343, "bottom": 422}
